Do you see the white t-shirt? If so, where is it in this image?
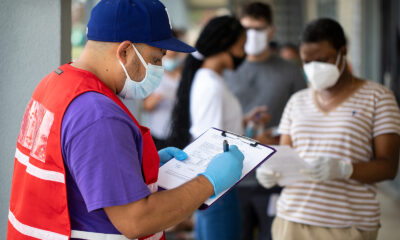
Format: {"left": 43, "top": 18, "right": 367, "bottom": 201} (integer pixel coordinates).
{"left": 190, "top": 68, "right": 243, "bottom": 139}
{"left": 146, "top": 74, "right": 179, "bottom": 139}
{"left": 277, "top": 80, "right": 400, "bottom": 231}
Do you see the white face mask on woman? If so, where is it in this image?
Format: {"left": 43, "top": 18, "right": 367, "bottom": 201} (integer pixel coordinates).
{"left": 244, "top": 29, "right": 268, "bottom": 56}
{"left": 303, "top": 51, "right": 345, "bottom": 91}
{"left": 118, "top": 44, "right": 164, "bottom": 99}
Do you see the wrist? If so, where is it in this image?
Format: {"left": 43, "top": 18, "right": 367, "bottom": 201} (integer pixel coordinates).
{"left": 197, "top": 174, "right": 216, "bottom": 197}
{"left": 340, "top": 161, "right": 354, "bottom": 179}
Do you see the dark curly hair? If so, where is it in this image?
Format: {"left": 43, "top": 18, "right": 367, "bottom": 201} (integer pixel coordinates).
{"left": 301, "top": 18, "right": 347, "bottom": 50}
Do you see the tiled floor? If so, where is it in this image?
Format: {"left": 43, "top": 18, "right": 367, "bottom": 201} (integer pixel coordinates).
{"left": 377, "top": 191, "right": 400, "bottom": 240}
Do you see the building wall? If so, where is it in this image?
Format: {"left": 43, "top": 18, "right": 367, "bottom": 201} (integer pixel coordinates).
{"left": 0, "top": 0, "right": 71, "bottom": 237}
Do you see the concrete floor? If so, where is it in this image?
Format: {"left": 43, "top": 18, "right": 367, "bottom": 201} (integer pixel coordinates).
{"left": 377, "top": 190, "right": 400, "bottom": 240}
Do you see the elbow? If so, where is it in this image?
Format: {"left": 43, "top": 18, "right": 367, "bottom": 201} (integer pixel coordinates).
{"left": 387, "top": 169, "right": 398, "bottom": 180}
{"left": 382, "top": 166, "right": 398, "bottom": 181}
{"left": 119, "top": 221, "right": 146, "bottom": 239}
{"left": 388, "top": 161, "right": 399, "bottom": 180}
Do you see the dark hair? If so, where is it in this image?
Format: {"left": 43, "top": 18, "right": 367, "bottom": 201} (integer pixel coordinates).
{"left": 301, "top": 18, "right": 346, "bottom": 50}
{"left": 168, "top": 16, "right": 244, "bottom": 148}
{"left": 241, "top": 2, "right": 273, "bottom": 25}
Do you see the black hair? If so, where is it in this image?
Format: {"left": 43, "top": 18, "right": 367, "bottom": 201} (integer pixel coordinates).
{"left": 167, "top": 16, "right": 245, "bottom": 148}
{"left": 280, "top": 42, "right": 299, "bottom": 52}
{"left": 301, "top": 18, "right": 347, "bottom": 50}
{"left": 241, "top": 2, "right": 273, "bottom": 25}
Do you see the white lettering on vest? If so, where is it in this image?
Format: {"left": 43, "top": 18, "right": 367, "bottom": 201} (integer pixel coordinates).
{"left": 18, "top": 99, "right": 54, "bottom": 163}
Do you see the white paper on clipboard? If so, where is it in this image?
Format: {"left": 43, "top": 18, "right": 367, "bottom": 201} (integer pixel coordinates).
{"left": 157, "top": 128, "right": 276, "bottom": 209}
{"left": 258, "top": 145, "right": 310, "bottom": 186}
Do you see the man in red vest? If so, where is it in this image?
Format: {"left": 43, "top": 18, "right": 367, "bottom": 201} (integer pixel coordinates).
{"left": 7, "top": 0, "right": 244, "bottom": 239}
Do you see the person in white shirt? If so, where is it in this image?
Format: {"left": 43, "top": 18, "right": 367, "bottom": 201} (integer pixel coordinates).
{"left": 168, "top": 15, "right": 267, "bottom": 240}
{"left": 143, "top": 49, "right": 185, "bottom": 149}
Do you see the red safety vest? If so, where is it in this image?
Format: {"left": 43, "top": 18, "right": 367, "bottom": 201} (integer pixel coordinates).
{"left": 8, "top": 63, "right": 165, "bottom": 240}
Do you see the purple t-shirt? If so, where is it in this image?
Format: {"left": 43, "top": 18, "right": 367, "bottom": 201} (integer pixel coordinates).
{"left": 61, "top": 92, "right": 151, "bottom": 235}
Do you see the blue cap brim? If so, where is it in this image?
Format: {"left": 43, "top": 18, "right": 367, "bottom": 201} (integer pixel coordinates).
{"left": 146, "top": 37, "right": 196, "bottom": 53}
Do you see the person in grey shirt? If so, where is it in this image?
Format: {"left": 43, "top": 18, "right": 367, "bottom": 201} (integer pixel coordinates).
{"left": 225, "top": 2, "right": 306, "bottom": 240}
{"left": 227, "top": 54, "right": 305, "bottom": 128}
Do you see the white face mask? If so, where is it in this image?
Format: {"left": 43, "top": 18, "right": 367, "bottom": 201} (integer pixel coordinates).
{"left": 118, "top": 44, "right": 164, "bottom": 99}
{"left": 244, "top": 29, "right": 268, "bottom": 56}
{"left": 303, "top": 52, "right": 345, "bottom": 91}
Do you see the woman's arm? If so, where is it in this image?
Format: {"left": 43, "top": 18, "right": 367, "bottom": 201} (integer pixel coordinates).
{"left": 351, "top": 133, "right": 400, "bottom": 183}
{"left": 142, "top": 94, "right": 163, "bottom": 111}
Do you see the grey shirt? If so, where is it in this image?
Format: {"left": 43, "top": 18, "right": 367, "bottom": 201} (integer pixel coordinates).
{"left": 225, "top": 55, "right": 306, "bottom": 186}
{"left": 225, "top": 55, "right": 306, "bottom": 128}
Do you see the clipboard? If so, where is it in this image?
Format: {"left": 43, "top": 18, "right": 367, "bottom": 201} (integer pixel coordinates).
{"left": 157, "top": 127, "right": 276, "bottom": 210}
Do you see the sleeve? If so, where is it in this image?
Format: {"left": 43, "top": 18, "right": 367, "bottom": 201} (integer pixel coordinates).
{"left": 278, "top": 95, "right": 295, "bottom": 135}
{"left": 63, "top": 117, "right": 151, "bottom": 212}
{"left": 190, "top": 82, "right": 224, "bottom": 138}
{"left": 372, "top": 89, "right": 400, "bottom": 137}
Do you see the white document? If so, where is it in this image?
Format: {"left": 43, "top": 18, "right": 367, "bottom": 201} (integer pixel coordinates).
{"left": 157, "top": 128, "right": 276, "bottom": 209}
{"left": 258, "top": 145, "right": 309, "bottom": 186}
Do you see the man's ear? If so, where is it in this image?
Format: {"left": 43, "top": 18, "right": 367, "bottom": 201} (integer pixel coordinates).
{"left": 116, "top": 41, "right": 132, "bottom": 64}
{"left": 268, "top": 26, "right": 276, "bottom": 39}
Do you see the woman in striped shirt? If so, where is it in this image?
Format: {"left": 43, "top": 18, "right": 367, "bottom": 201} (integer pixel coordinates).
{"left": 256, "top": 18, "right": 400, "bottom": 240}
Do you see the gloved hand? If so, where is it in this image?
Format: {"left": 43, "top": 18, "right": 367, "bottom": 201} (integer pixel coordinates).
{"left": 201, "top": 145, "right": 244, "bottom": 197}
{"left": 256, "top": 167, "right": 280, "bottom": 189}
{"left": 158, "top": 147, "right": 188, "bottom": 167}
{"left": 300, "top": 156, "right": 353, "bottom": 181}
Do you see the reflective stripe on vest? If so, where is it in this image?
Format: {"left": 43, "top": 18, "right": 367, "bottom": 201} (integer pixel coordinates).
{"left": 8, "top": 210, "right": 69, "bottom": 240}
{"left": 10, "top": 208, "right": 163, "bottom": 240}
{"left": 70, "top": 230, "right": 163, "bottom": 240}
{"left": 15, "top": 148, "right": 65, "bottom": 183}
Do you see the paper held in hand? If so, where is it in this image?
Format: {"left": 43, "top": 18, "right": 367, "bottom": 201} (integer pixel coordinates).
{"left": 157, "top": 128, "right": 276, "bottom": 209}
{"left": 258, "top": 145, "right": 310, "bottom": 186}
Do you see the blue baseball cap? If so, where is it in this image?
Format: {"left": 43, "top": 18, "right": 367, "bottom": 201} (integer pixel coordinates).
{"left": 87, "top": 0, "right": 196, "bottom": 53}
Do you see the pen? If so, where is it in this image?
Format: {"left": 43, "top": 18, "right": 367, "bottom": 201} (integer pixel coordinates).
{"left": 223, "top": 140, "right": 229, "bottom": 152}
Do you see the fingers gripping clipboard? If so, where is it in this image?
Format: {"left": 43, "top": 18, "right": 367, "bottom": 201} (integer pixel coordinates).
{"left": 157, "top": 128, "right": 276, "bottom": 209}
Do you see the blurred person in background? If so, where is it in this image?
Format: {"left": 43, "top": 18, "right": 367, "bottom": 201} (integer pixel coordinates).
{"left": 224, "top": 2, "right": 307, "bottom": 240}
{"left": 256, "top": 18, "right": 400, "bottom": 240}
{"left": 169, "top": 15, "right": 267, "bottom": 240}
{"left": 143, "top": 31, "right": 186, "bottom": 150}
{"left": 279, "top": 43, "right": 302, "bottom": 67}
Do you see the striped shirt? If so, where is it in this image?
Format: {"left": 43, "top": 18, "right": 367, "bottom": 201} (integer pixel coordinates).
{"left": 277, "top": 80, "right": 400, "bottom": 231}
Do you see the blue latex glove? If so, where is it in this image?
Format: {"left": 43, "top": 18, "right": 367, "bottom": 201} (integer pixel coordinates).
{"left": 200, "top": 145, "right": 244, "bottom": 197}
{"left": 158, "top": 147, "right": 188, "bottom": 167}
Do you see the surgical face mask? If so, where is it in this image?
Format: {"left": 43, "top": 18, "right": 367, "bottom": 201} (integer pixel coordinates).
{"left": 162, "top": 58, "right": 183, "bottom": 72}
{"left": 244, "top": 29, "right": 268, "bottom": 56}
{"left": 303, "top": 52, "right": 345, "bottom": 91}
{"left": 118, "top": 44, "right": 164, "bottom": 99}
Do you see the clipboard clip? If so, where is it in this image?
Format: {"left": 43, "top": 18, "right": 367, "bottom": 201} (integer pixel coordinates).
{"left": 250, "top": 142, "right": 259, "bottom": 147}
{"left": 220, "top": 130, "right": 259, "bottom": 147}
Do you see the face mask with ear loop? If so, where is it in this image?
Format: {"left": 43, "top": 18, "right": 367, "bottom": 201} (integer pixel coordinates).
{"left": 244, "top": 29, "right": 268, "bottom": 55}
{"left": 118, "top": 44, "right": 165, "bottom": 99}
{"left": 303, "top": 51, "right": 346, "bottom": 91}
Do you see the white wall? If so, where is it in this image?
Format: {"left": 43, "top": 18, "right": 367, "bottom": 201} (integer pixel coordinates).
{"left": 0, "top": 0, "right": 71, "bottom": 238}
